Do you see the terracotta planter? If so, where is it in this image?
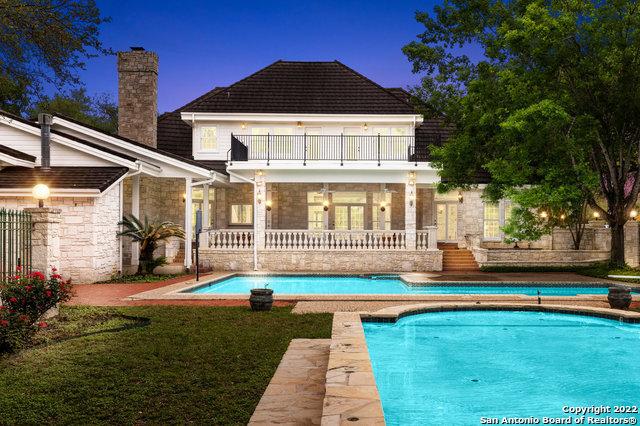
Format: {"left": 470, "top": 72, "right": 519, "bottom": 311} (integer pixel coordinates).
{"left": 608, "top": 286, "right": 632, "bottom": 310}
{"left": 250, "top": 288, "right": 274, "bottom": 311}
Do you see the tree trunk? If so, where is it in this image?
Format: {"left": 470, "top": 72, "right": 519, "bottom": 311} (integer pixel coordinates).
{"left": 609, "top": 222, "right": 626, "bottom": 267}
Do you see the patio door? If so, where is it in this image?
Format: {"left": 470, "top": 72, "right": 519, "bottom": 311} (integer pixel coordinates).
{"left": 436, "top": 202, "right": 458, "bottom": 242}
{"left": 334, "top": 205, "right": 364, "bottom": 230}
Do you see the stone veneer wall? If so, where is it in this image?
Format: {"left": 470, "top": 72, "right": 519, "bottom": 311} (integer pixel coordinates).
{"left": 472, "top": 247, "right": 610, "bottom": 267}
{"left": 0, "top": 185, "right": 121, "bottom": 283}
{"left": 117, "top": 49, "right": 158, "bottom": 147}
{"left": 199, "top": 249, "right": 443, "bottom": 272}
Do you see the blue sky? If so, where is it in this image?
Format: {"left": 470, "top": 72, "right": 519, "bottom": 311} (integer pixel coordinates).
{"left": 76, "top": 0, "right": 444, "bottom": 113}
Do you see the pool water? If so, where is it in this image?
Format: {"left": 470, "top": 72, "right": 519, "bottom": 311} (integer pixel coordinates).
{"left": 363, "top": 311, "right": 640, "bottom": 425}
{"left": 188, "top": 275, "right": 617, "bottom": 295}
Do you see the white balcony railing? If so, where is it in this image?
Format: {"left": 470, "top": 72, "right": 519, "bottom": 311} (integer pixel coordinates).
{"left": 201, "top": 229, "right": 254, "bottom": 250}
{"left": 200, "top": 227, "right": 439, "bottom": 251}
{"left": 264, "top": 229, "right": 407, "bottom": 251}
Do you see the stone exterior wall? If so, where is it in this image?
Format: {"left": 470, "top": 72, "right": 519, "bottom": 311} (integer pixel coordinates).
{"left": 117, "top": 49, "right": 158, "bottom": 147}
{"left": 472, "top": 247, "right": 610, "bottom": 267}
{"left": 199, "top": 249, "right": 443, "bottom": 272}
{"left": 0, "top": 185, "right": 122, "bottom": 283}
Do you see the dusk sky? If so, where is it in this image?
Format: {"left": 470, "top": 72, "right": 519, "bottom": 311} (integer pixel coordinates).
{"left": 76, "top": 0, "right": 446, "bottom": 113}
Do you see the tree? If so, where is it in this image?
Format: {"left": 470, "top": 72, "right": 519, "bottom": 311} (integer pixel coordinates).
{"left": 30, "top": 88, "right": 117, "bottom": 133}
{"left": 117, "top": 215, "right": 185, "bottom": 275}
{"left": 502, "top": 184, "right": 590, "bottom": 250}
{"left": 0, "top": 0, "right": 110, "bottom": 114}
{"left": 404, "top": 0, "right": 640, "bottom": 266}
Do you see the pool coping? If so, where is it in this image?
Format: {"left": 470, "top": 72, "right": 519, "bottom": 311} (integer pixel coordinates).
{"left": 126, "top": 271, "right": 639, "bottom": 302}
{"left": 321, "top": 303, "right": 640, "bottom": 425}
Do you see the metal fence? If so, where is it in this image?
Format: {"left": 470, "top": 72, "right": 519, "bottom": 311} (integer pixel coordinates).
{"left": 0, "top": 209, "right": 32, "bottom": 280}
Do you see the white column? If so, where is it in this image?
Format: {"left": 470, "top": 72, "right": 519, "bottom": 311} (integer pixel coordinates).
{"left": 24, "top": 207, "right": 61, "bottom": 276}
{"left": 184, "top": 177, "right": 193, "bottom": 269}
{"left": 405, "top": 174, "right": 417, "bottom": 250}
{"left": 119, "top": 180, "right": 124, "bottom": 273}
{"left": 254, "top": 172, "right": 266, "bottom": 250}
{"left": 202, "top": 184, "right": 210, "bottom": 228}
{"left": 131, "top": 174, "right": 140, "bottom": 267}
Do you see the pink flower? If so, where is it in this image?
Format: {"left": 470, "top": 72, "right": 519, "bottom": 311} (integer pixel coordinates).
{"left": 25, "top": 285, "right": 32, "bottom": 292}
{"left": 8, "top": 297, "right": 17, "bottom": 304}
{"left": 37, "top": 321, "right": 48, "bottom": 328}
{"left": 51, "top": 274, "right": 62, "bottom": 280}
{"left": 45, "top": 290, "right": 52, "bottom": 298}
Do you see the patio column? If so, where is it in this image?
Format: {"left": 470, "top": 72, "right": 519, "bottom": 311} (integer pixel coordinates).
{"left": 202, "top": 183, "right": 210, "bottom": 228}
{"left": 405, "top": 174, "right": 417, "bottom": 250}
{"left": 184, "top": 177, "right": 193, "bottom": 269}
{"left": 131, "top": 174, "right": 140, "bottom": 267}
{"left": 254, "top": 172, "right": 266, "bottom": 250}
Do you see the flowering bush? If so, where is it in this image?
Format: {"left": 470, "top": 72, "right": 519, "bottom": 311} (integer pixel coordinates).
{"left": 0, "top": 267, "right": 72, "bottom": 352}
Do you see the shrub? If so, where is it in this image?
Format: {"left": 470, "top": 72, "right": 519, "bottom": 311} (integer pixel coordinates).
{"left": 0, "top": 267, "right": 72, "bottom": 352}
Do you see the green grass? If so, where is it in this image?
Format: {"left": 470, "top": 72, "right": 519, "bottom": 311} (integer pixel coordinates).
{"left": 95, "top": 273, "right": 186, "bottom": 284}
{"left": 0, "top": 306, "right": 332, "bottom": 425}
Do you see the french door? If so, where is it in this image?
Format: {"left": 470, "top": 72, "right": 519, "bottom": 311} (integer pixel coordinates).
{"left": 334, "top": 205, "right": 364, "bottom": 230}
{"left": 436, "top": 202, "right": 458, "bottom": 242}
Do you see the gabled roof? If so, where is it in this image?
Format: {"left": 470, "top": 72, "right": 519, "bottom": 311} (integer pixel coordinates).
{"left": 182, "top": 61, "right": 418, "bottom": 115}
{"left": 0, "top": 166, "right": 128, "bottom": 192}
{"left": 0, "top": 145, "right": 36, "bottom": 163}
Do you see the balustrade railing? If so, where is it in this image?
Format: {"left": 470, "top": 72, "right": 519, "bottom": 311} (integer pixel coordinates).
{"left": 201, "top": 227, "right": 438, "bottom": 251}
{"left": 264, "top": 229, "right": 407, "bottom": 250}
{"left": 201, "top": 229, "right": 254, "bottom": 250}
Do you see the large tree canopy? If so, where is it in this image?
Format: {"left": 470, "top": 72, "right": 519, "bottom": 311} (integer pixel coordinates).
{"left": 404, "top": 0, "right": 640, "bottom": 265}
{"left": 0, "top": 0, "right": 109, "bottom": 114}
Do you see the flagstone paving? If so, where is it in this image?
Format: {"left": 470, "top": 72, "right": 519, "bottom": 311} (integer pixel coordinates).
{"left": 248, "top": 338, "right": 331, "bottom": 425}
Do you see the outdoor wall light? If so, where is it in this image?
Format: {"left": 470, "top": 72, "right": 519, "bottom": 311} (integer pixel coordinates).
{"left": 363, "top": 123, "right": 368, "bottom": 131}
{"left": 560, "top": 213, "right": 566, "bottom": 220}
{"left": 266, "top": 200, "right": 272, "bottom": 212}
{"left": 32, "top": 183, "right": 50, "bottom": 208}
{"left": 241, "top": 123, "right": 246, "bottom": 129}
{"left": 380, "top": 201, "right": 386, "bottom": 212}
{"left": 323, "top": 200, "right": 329, "bottom": 212}
{"left": 540, "top": 211, "right": 548, "bottom": 219}
{"left": 297, "top": 121, "right": 302, "bottom": 128}
{"left": 457, "top": 192, "right": 463, "bottom": 203}
{"left": 593, "top": 211, "right": 600, "bottom": 219}
{"left": 256, "top": 170, "right": 264, "bottom": 176}
{"left": 182, "top": 192, "right": 186, "bottom": 203}
{"left": 631, "top": 210, "right": 638, "bottom": 219}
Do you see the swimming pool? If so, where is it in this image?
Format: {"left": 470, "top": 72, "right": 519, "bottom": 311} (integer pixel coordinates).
{"left": 187, "top": 275, "right": 622, "bottom": 296}
{"left": 363, "top": 311, "right": 640, "bottom": 425}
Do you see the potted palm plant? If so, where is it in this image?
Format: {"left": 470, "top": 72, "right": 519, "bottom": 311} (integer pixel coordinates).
{"left": 118, "top": 214, "right": 185, "bottom": 275}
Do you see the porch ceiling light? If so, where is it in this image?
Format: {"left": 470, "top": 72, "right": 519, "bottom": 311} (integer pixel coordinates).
{"left": 32, "top": 183, "right": 50, "bottom": 208}
{"left": 631, "top": 210, "right": 638, "bottom": 219}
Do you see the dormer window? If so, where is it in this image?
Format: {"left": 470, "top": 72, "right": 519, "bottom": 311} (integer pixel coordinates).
{"left": 200, "top": 127, "right": 218, "bottom": 151}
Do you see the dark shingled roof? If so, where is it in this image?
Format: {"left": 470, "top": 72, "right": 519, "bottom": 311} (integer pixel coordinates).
{"left": 414, "top": 118, "right": 455, "bottom": 162}
{"left": 0, "top": 166, "right": 128, "bottom": 192}
{"left": 0, "top": 145, "right": 36, "bottom": 163}
{"left": 183, "top": 61, "right": 417, "bottom": 114}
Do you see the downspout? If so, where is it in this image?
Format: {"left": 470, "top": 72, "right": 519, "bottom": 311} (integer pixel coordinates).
{"left": 227, "top": 171, "right": 258, "bottom": 271}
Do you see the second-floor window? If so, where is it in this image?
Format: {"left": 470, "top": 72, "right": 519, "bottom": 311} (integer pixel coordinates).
{"left": 200, "top": 127, "right": 218, "bottom": 151}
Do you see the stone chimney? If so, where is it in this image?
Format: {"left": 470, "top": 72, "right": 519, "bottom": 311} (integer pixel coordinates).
{"left": 117, "top": 47, "right": 158, "bottom": 147}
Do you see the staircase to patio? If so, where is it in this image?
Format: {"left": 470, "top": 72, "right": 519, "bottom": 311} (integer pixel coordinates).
{"left": 438, "top": 243, "right": 480, "bottom": 272}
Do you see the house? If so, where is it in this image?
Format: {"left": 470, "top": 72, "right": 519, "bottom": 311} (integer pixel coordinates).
{"left": 0, "top": 48, "right": 619, "bottom": 282}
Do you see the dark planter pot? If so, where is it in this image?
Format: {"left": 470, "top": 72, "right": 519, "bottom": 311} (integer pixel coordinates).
{"left": 608, "top": 286, "right": 632, "bottom": 310}
{"left": 250, "top": 288, "right": 274, "bottom": 311}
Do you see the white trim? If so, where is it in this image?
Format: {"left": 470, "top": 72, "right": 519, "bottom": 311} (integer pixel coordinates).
{"left": 180, "top": 112, "right": 423, "bottom": 125}
{"left": 51, "top": 116, "right": 224, "bottom": 179}
{"left": 0, "top": 188, "right": 101, "bottom": 197}
{"left": 0, "top": 153, "right": 35, "bottom": 168}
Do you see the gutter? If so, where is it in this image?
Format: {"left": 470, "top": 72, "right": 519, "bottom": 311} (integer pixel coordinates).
{"left": 227, "top": 171, "right": 259, "bottom": 271}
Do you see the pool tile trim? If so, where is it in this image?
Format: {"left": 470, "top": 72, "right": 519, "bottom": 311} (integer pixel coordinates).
{"left": 321, "top": 303, "right": 640, "bottom": 424}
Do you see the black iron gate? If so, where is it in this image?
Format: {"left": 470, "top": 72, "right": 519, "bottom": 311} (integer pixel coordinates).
{"left": 0, "top": 209, "right": 32, "bottom": 280}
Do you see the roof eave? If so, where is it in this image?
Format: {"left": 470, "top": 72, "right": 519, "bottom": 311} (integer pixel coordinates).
{"left": 180, "top": 112, "right": 424, "bottom": 124}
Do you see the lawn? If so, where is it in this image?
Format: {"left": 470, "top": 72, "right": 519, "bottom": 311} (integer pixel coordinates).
{"left": 0, "top": 306, "right": 332, "bottom": 425}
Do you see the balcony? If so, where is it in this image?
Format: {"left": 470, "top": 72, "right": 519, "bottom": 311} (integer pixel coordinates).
{"left": 229, "top": 134, "right": 432, "bottom": 165}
